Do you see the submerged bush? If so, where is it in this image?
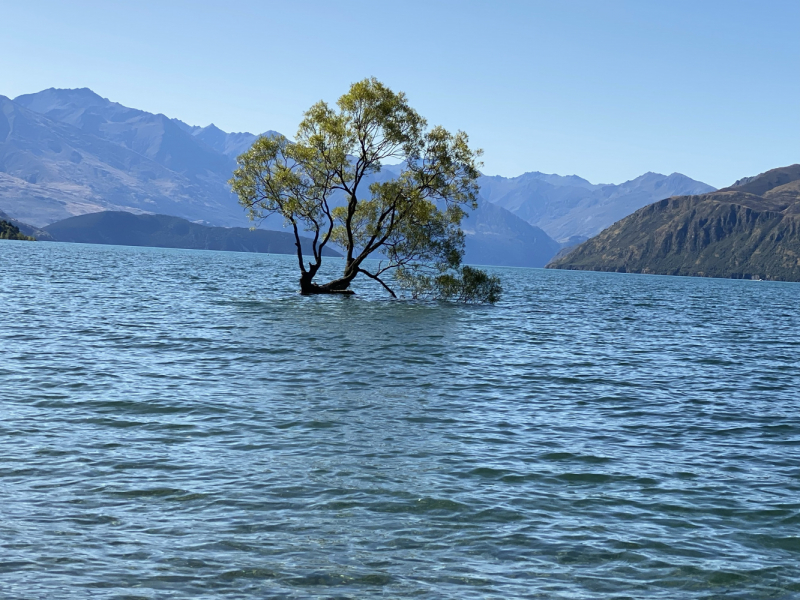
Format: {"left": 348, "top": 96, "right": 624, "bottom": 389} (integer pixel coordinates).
{"left": 397, "top": 265, "right": 502, "bottom": 304}
{"left": 437, "top": 266, "right": 503, "bottom": 304}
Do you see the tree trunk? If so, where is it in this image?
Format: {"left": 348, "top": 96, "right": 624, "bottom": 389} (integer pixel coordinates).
{"left": 299, "top": 269, "right": 357, "bottom": 295}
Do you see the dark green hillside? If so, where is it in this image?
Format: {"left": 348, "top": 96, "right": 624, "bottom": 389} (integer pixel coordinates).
{"left": 1, "top": 219, "right": 35, "bottom": 240}
{"left": 547, "top": 165, "right": 800, "bottom": 282}
{"left": 44, "top": 211, "right": 342, "bottom": 257}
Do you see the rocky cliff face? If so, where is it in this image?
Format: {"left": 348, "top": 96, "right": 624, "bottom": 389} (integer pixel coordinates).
{"left": 547, "top": 165, "right": 800, "bottom": 281}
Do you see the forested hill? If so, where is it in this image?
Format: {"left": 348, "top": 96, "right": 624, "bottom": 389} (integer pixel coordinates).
{"left": 0, "top": 219, "right": 34, "bottom": 240}
{"left": 43, "top": 212, "right": 342, "bottom": 257}
{"left": 547, "top": 165, "right": 800, "bottom": 282}
{"left": 0, "top": 209, "right": 52, "bottom": 240}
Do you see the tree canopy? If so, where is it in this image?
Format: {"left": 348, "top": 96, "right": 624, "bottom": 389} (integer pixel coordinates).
{"left": 230, "top": 78, "right": 501, "bottom": 302}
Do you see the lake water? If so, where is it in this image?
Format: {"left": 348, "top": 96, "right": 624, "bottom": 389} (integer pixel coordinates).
{"left": 1, "top": 240, "right": 799, "bottom": 599}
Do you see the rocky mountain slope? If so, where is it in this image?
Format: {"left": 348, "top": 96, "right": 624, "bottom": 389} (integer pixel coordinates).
{"left": 0, "top": 92, "right": 249, "bottom": 226}
{"left": 547, "top": 165, "right": 800, "bottom": 281}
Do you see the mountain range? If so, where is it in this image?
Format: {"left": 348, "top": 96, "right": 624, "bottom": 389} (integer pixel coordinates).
{"left": 1, "top": 88, "right": 252, "bottom": 227}
{"left": 0, "top": 87, "right": 715, "bottom": 267}
{"left": 479, "top": 170, "right": 715, "bottom": 242}
{"left": 548, "top": 165, "right": 800, "bottom": 281}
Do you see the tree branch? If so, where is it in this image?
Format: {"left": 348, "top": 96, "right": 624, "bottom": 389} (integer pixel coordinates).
{"left": 289, "top": 219, "right": 306, "bottom": 274}
{"left": 358, "top": 268, "right": 397, "bottom": 298}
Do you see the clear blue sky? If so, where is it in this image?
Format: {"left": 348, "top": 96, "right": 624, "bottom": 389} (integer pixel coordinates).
{"left": 2, "top": 0, "right": 798, "bottom": 188}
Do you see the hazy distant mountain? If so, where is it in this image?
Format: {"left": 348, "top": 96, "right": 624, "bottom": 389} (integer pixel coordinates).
{"left": 170, "top": 118, "right": 280, "bottom": 159}
{"left": 548, "top": 165, "right": 800, "bottom": 282}
{"left": 44, "top": 211, "right": 341, "bottom": 257}
{"left": 197, "top": 124, "right": 280, "bottom": 158}
{"left": 480, "top": 170, "right": 715, "bottom": 242}
{"left": 462, "top": 201, "right": 561, "bottom": 267}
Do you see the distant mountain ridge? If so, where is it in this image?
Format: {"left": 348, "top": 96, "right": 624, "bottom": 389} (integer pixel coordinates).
{"left": 479, "top": 170, "right": 715, "bottom": 242}
{"left": 43, "top": 211, "right": 341, "bottom": 257}
{"left": 0, "top": 86, "right": 714, "bottom": 268}
{"left": 172, "top": 121, "right": 280, "bottom": 158}
{"left": 462, "top": 201, "right": 561, "bottom": 267}
{"left": 548, "top": 165, "right": 800, "bottom": 282}
{"left": 14, "top": 88, "right": 234, "bottom": 179}
{"left": 0, "top": 88, "right": 566, "bottom": 267}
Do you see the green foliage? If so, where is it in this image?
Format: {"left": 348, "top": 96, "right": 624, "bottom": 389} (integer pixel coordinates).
{"left": 448, "top": 266, "right": 503, "bottom": 304}
{"left": 0, "top": 220, "right": 35, "bottom": 241}
{"left": 230, "top": 78, "right": 501, "bottom": 303}
{"left": 397, "top": 265, "right": 503, "bottom": 304}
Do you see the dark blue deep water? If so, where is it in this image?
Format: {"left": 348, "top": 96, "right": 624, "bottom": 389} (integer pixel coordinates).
{"left": 1, "top": 240, "right": 799, "bottom": 599}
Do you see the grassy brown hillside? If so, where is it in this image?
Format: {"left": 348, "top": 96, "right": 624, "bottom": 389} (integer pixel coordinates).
{"left": 547, "top": 165, "right": 800, "bottom": 281}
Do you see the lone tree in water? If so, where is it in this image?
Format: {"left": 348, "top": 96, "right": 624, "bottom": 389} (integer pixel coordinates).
{"left": 230, "top": 78, "right": 501, "bottom": 303}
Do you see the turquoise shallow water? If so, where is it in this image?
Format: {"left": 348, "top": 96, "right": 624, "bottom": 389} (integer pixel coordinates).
{"left": 1, "top": 240, "right": 799, "bottom": 599}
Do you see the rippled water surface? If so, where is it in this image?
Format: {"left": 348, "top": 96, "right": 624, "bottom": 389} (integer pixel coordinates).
{"left": 1, "top": 241, "right": 799, "bottom": 599}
